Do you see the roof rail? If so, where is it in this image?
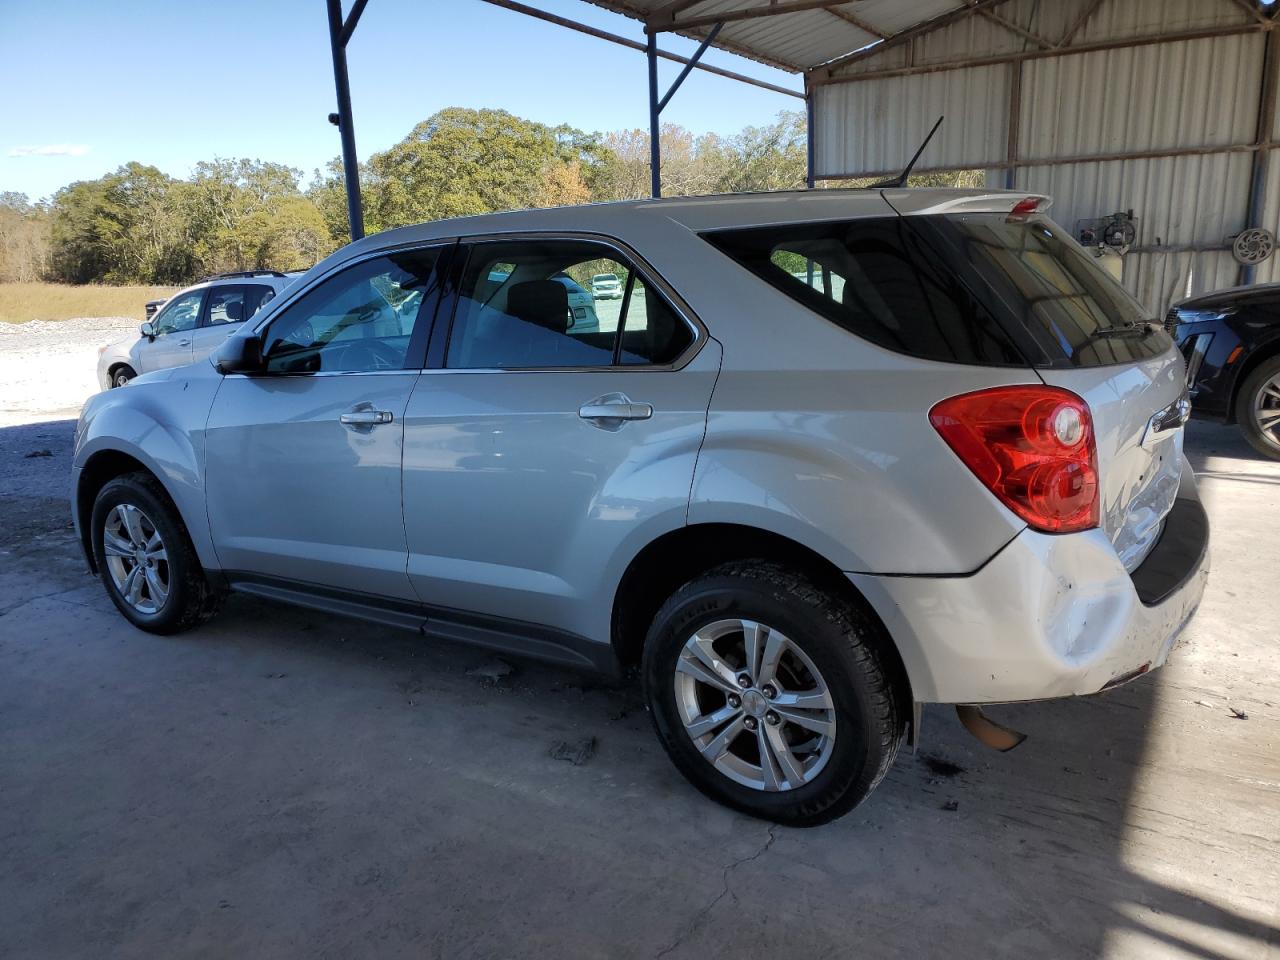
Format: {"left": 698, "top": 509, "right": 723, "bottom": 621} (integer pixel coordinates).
{"left": 205, "top": 270, "right": 288, "bottom": 280}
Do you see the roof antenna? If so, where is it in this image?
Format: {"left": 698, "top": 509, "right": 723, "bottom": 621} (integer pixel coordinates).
{"left": 872, "top": 115, "right": 945, "bottom": 189}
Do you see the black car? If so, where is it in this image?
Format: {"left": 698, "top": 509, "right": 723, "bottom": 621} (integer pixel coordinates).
{"left": 1169, "top": 283, "right": 1280, "bottom": 459}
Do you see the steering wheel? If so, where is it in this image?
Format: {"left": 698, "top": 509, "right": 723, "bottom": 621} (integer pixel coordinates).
{"left": 332, "top": 338, "right": 402, "bottom": 371}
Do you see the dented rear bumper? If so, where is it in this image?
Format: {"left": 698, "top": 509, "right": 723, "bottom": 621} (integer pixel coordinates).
{"left": 850, "top": 463, "right": 1209, "bottom": 705}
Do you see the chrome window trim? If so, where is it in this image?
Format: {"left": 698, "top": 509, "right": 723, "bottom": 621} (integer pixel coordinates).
{"left": 443, "top": 231, "right": 706, "bottom": 374}
{"left": 223, "top": 369, "right": 422, "bottom": 380}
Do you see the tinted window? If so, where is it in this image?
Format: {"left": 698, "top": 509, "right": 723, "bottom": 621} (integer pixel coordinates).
{"left": 619, "top": 276, "right": 693, "bottom": 365}
{"left": 244, "top": 284, "right": 276, "bottom": 318}
{"left": 262, "top": 249, "right": 441, "bottom": 374}
{"left": 447, "top": 240, "right": 690, "bottom": 369}
{"left": 934, "top": 215, "right": 1170, "bottom": 366}
{"left": 153, "top": 290, "right": 202, "bottom": 336}
{"left": 206, "top": 287, "right": 247, "bottom": 326}
{"left": 706, "top": 215, "right": 1170, "bottom": 368}
{"left": 704, "top": 217, "right": 1023, "bottom": 366}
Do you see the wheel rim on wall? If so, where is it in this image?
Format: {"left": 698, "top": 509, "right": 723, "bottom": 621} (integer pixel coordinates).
{"left": 674, "top": 618, "right": 837, "bottom": 792}
{"left": 1253, "top": 373, "right": 1280, "bottom": 450}
{"left": 102, "top": 503, "right": 169, "bottom": 614}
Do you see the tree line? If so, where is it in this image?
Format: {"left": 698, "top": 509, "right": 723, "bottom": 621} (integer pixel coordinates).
{"left": 0, "top": 107, "right": 808, "bottom": 286}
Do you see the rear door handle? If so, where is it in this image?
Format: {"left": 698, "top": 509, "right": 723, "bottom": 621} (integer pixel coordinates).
{"left": 340, "top": 408, "right": 393, "bottom": 426}
{"left": 579, "top": 396, "right": 653, "bottom": 422}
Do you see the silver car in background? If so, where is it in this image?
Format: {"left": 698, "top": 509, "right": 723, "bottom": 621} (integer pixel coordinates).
{"left": 96, "top": 271, "right": 295, "bottom": 389}
{"left": 72, "top": 189, "right": 1208, "bottom": 825}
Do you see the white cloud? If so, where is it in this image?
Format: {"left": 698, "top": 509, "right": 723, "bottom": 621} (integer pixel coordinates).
{"left": 7, "top": 144, "right": 90, "bottom": 158}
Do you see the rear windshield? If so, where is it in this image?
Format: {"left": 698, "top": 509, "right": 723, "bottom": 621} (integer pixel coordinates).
{"left": 704, "top": 214, "right": 1171, "bottom": 368}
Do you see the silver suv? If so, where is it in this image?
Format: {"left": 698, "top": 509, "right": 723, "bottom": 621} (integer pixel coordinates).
{"left": 96, "top": 272, "right": 295, "bottom": 389}
{"left": 72, "top": 190, "right": 1209, "bottom": 825}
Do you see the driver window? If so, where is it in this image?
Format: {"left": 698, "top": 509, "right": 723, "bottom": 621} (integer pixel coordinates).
{"left": 261, "top": 249, "right": 442, "bottom": 374}
{"left": 153, "top": 291, "right": 202, "bottom": 336}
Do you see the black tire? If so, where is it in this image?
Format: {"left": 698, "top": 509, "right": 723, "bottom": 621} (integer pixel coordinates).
{"left": 110, "top": 365, "right": 136, "bottom": 388}
{"left": 642, "top": 560, "right": 905, "bottom": 827}
{"left": 90, "top": 472, "right": 221, "bottom": 634}
{"left": 1236, "top": 355, "right": 1280, "bottom": 460}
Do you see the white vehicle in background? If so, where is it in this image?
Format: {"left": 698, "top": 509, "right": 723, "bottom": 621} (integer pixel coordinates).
{"left": 591, "top": 273, "right": 623, "bottom": 299}
{"left": 553, "top": 272, "right": 600, "bottom": 333}
{"left": 97, "top": 272, "right": 296, "bottom": 389}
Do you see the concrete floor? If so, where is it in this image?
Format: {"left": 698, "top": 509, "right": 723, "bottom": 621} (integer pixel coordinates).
{"left": 0, "top": 417, "right": 1277, "bottom": 959}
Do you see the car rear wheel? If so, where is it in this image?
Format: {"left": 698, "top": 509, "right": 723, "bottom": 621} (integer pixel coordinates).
{"left": 111, "top": 365, "right": 136, "bottom": 388}
{"left": 1236, "top": 355, "right": 1280, "bottom": 460}
{"left": 642, "top": 561, "right": 905, "bottom": 826}
{"left": 91, "top": 473, "right": 220, "bottom": 634}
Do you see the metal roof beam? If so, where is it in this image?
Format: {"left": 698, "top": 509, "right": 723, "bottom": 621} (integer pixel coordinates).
{"left": 477, "top": 0, "right": 803, "bottom": 96}
{"left": 816, "top": 0, "right": 1013, "bottom": 75}
{"left": 337, "top": 0, "right": 369, "bottom": 47}
{"left": 976, "top": 8, "right": 1053, "bottom": 49}
{"left": 1228, "top": 0, "right": 1275, "bottom": 27}
{"left": 814, "top": 20, "right": 1272, "bottom": 84}
{"left": 815, "top": 139, "right": 1280, "bottom": 181}
{"left": 648, "top": 0, "right": 861, "bottom": 33}
{"left": 825, "top": 6, "right": 887, "bottom": 40}
{"left": 1057, "top": 0, "right": 1106, "bottom": 47}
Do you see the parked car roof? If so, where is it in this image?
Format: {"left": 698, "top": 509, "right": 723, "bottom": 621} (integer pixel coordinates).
{"left": 346, "top": 188, "right": 1032, "bottom": 251}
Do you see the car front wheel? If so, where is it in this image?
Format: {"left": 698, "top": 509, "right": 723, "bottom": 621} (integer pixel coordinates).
{"left": 1236, "top": 355, "right": 1280, "bottom": 460}
{"left": 642, "top": 561, "right": 905, "bottom": 827}
{"left": 91, "top": 473, "right": 220, "bottom": 634}
{"left": 111, "top": 365, "right": 136, "bottom": 388}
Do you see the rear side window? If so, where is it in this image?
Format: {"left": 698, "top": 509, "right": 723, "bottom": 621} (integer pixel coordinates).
{"left": 244, "top": 284, "right": 276, "bottom": 318}
{"left": 705, "top": 215, "right": 1171, "bottom": 368}
{"left": 704, "top": 218, "right": 1023, "bottom": 366}
{"left": 446, "top": 239, "right": 693, "bottom": 369}
{"left": 206, "top": 286, "right": 247, "bottom": 326}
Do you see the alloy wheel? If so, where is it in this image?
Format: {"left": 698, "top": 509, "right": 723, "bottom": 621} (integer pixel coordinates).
{"left": 673, "top": 618, "right": 836, "bottom": 792}
{"left": 102, "top": 503, "right": 169, "bottom": 614}
{"left": 1252, "top": 372, "right": 1280, "bottom": 450}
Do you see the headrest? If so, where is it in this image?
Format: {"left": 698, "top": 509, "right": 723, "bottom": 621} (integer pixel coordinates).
{"left": 507, "top": 280, "right": 569, "bottom": 333}
{"left": 225, "top": 300, "right": 244, "bottom": 322}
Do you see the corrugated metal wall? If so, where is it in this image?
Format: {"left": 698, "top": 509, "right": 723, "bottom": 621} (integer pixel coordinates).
{"left": 812, "top": 0, "right": 1276, "bottom": 315}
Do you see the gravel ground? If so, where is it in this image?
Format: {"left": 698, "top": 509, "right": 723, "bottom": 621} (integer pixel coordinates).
{"left": 0, "top": 317, "right": 137, "bottom": 427}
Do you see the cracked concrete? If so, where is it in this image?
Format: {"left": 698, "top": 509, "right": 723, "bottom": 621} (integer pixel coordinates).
{"left": 0, "top": 413, "right": 1277, "bottom": 959}
{"left": 655, "top": 824, "right": 778, "bottom": 959}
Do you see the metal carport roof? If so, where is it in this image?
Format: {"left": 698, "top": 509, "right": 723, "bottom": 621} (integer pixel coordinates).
{"left": 583, "top": 0, "right": 1018, "bottom": 73}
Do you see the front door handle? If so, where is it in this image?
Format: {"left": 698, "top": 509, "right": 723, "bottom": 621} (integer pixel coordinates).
{"left": 579, "top": 395, "right": 653, "bottom": 422}
{"left": 340, "top": 408, "right": 393, "bottom": 426}
{"left": 177, "top": 339, "right": 191, "bottom": 346}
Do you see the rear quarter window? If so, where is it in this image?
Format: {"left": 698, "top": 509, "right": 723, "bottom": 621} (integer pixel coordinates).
{"left": 704, "top": 217, "right": 1025, "bottom": 366}
{"left": 704, "top": 214, "right": 1172, "bottom": 368}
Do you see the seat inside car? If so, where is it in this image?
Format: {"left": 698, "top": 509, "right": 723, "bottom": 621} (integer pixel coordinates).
{"left": 506, "top": 280, "right": 569, "bottom": 332}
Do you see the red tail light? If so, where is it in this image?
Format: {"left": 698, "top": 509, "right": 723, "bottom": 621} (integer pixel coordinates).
{"left": 1007, "top": 196, "right": 1049, "bottom": 221}
{"left": 929, "top": 386, "right": 1099, "bottom": 533}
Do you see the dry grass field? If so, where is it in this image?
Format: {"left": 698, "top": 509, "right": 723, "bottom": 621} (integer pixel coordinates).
{"left": 0, "top": 282, "right": 178, "bottom": 323}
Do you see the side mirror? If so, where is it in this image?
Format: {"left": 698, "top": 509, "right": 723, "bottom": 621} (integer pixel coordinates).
{"left": 214, "top": 334, "right": 264, "bottom": 375}
{"left": 140, "top": 321, "right": 156, "bottom": 340}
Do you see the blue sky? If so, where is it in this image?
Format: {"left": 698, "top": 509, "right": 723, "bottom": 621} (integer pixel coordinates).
{"left": 0, "top": 0, "right": 803, "bottom": 201}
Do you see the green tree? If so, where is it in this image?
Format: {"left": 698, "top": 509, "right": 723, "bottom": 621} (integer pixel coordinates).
{"left": 360, "top": 108, "right": 604, "bottom": 231}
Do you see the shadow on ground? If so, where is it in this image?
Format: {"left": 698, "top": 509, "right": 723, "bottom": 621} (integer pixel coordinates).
{"left": 0, "top": 418, "right": 1276, "bottom": 959}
